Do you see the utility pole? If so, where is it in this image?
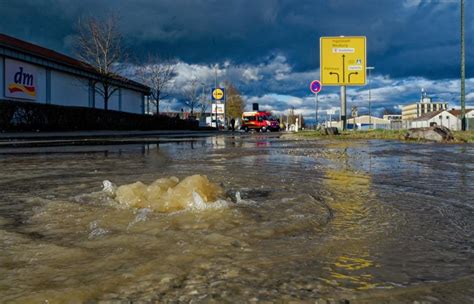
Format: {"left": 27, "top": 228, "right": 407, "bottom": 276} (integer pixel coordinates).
{"left": 367, "top": 67, "right": 375, "bottom": 129}
{"left": 461, "top": 0, "right": 466, "bottom": 130}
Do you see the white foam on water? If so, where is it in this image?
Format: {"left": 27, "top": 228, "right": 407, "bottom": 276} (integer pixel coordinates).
{"left": 88, "top": 220, "right": 109, "bottom": 239}
{"left": 102, "top": 180, "right": 117, "bottom": 195}
{"left": 127, "top": 208, "right": 152, "bottom": 230}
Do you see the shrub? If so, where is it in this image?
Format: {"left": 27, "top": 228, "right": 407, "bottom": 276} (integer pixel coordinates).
{"left": 0, "top": 100, "right": 199, "bottom": 131}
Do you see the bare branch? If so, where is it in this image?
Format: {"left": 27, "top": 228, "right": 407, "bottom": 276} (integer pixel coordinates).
{"left": 73, "top": 14, "right": 126, "bottom": 110}
{"left": 135, "top": 55, "right": 176, "bottom": 114}
{"left": 183, "top": 78, "right": 199, "bottom": 115}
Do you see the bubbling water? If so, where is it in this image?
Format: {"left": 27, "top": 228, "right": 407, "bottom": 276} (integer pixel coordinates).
{"left": 103, "top": 175, "right": 226, "bottom": 212}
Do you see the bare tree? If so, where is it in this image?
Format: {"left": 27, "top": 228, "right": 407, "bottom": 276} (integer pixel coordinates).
{"left": 184, "top": 78, "right": 199, "bottom": 115}
{"left": 198, "top": 86, "right": 211, "bottom": 115}
{"left": 136, "top": 55, "right": 176, "bottom": 114}
{"left": 74, "top": 15, "right": 126, "bottom": 110}
{"left": 199, "top": 96, "right": 210, "bottom": 115}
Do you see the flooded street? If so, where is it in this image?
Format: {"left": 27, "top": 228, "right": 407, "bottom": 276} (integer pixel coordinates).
{"left": 1, "top": 134, "right": 473, "bottom": 303}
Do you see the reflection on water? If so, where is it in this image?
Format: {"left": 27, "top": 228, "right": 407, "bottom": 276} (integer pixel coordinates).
{"left": 0, "top": 136, "right": 473, "bottom": 302}
{"left": 321, "top": 169, "right": 382, "bottom": 291}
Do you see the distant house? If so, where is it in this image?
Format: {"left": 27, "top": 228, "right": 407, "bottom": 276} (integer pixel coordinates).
{"left": 328, "top": 115, "right": 392, "bottom": 130}
{"left": 383, "top": 114, "right": 403, "bottom": 129}
{"left": 411, "top": 109, "right": 474, "bottom": 130}
{"left": 348, "top": 115, "right": 391, "bottom": 130}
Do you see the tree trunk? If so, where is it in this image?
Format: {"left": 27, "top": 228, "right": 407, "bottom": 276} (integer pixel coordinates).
{"left": 155, "top": 90, "right": 160, "bottom": 114}
{"left": 104, "top": 85, "right": 109, "bottom": 111}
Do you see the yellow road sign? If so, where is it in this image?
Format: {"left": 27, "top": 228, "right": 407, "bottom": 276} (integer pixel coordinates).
{"left": 212, "top": 88, "right": 224, "bottom": 100}
{"left": 320, "top": 36, "right": 366, "bottom": 86}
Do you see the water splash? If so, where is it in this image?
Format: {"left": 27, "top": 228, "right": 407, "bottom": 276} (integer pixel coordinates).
{"left": 127, "top": 208, "right": 152, "bottom": 230}
{"left": 104, "top": 175, "right": 225, "bottom": 212}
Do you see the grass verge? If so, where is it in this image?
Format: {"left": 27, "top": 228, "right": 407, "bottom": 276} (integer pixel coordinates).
{"left": 290, "top": 129, "right": 474, "bottom": 143}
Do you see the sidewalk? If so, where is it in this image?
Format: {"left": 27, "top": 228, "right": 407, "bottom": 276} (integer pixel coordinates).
{"left": 0, "top": 129, "right": 221, "bottom": 148}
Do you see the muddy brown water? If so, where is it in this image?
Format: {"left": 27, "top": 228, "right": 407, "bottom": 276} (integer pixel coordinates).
{"left": 0, "top": 135, "right": 473, "bottom": 303}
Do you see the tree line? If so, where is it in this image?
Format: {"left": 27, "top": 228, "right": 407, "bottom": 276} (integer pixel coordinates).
{"left": 73, "top": 15, "right": 245, "bottom": 119}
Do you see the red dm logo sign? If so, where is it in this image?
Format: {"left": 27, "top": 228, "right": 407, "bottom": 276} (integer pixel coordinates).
{"left": 5, "top": 59, "right": 37, "bottom": 100}
{"left": 310, "top": 80, "right": 322, "bottom": 94}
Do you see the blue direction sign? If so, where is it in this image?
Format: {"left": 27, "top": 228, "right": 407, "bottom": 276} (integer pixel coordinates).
{"left": 310, "top": 80, "right": 322, "bottom": 94}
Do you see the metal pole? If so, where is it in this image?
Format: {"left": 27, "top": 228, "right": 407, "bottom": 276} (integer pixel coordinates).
{"left": 341, "top": 86, "right": 347, "bottom": 131}
{"left": 215, "top": 65, "right": 218, "bottom": 94}
{"left": 461, "top": 0, "right": 466, "bottom": 130}
{"left": 366, "top": 67, "right": 375, "bottom": 129}
{"left": 215, "top": 65, "right": 218, "bottom": 130}
{"left": 224, "top": 85, "right": 227, "bottom": 130}
{"left": 315, "top": 93, "right": 319, "bottom": 128}
{"left": 368, "top": 68, "right": 371, "bottom": 128}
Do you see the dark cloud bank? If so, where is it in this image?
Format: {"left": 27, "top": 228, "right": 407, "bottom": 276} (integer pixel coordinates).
{"left": 0, "top": 0, "right": 472, "bottom": 115}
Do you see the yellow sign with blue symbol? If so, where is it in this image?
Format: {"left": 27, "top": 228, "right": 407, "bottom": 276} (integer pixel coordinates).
{"left": 212, "top": 88, "right": 225, "bottom": 101}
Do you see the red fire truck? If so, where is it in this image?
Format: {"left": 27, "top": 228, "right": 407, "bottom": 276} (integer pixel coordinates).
{"left": 241, "top": 111, "right": 280, "bottom": 132}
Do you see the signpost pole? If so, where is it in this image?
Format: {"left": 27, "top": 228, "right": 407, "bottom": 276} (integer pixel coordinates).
{"left": 341, "top": 86, "right": 347, "bottom": 131}
{"left": 315, "top": 93, "right": 319, "bottom": 128}
{"left": 224, "top": 86, "right": 227, "bottom": 130}
{"left": 310, "top": 80, "right": 322, "bottom": 129}
{"left": 215, "top": 66, "right": 218, "bottom": 131}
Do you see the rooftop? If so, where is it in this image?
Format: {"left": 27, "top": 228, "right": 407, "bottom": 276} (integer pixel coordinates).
{"left": 0, "top": 33, "right": 149, "bottom": 93}
{"left": 412, "top": 110, "right": 443, "bottom": 121}
{"left": 412, "top": 109, "right": 474, "bottom": 121}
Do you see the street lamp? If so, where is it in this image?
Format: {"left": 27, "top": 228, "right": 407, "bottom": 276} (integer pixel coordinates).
{"left": 366, "top": 66, "right": 375, "bottom": 129}
{"left": 200, "top": 82, "right": 208, "bottom": 118}
{"left": 461, "top": 0, "right": 466, "bottom": 130}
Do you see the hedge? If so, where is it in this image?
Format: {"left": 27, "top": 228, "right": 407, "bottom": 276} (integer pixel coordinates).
{"left": 0, "top": 99, "right": 199, "bottom": 131}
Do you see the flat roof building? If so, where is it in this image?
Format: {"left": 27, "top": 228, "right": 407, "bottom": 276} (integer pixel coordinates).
{"left": 401, "top": 89, "right": 448, "bottom": 121}
{"left": 0, "top": 33, "right": 150, "bottom": 114}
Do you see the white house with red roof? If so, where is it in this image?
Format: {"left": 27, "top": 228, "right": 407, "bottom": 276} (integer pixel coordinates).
{"left": 411, "top": 109, "right": 474, "bottom": 131}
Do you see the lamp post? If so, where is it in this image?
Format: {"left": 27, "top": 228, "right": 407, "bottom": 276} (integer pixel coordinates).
{"left": 461, "top": 0, "right": 466, "bottom": 131}
{"left": 214, "top": 65, "right": 219, "bottom": 130}
{"left": 200, "top": 82, "right": 209, "bottom": 122}
{"left": 366, "top": 66, "right": 375, "bottom": 129}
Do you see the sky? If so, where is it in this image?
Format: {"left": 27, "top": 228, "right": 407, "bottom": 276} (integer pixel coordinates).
{"left": 0, "top": 0, "right": 473, "bottom": 121}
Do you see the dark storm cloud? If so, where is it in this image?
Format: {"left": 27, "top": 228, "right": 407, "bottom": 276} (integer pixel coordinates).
{"left": 1, "top": 0, "right": 472, "bottom": 117}
{"left": 0, "top": 0, "right": 472, "bottom": 79}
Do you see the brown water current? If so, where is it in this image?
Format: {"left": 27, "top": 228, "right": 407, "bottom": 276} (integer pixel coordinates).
{"left": 0, "top": 135, "right": 473, "bottom": 303}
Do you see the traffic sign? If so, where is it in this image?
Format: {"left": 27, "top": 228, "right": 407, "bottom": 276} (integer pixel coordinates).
{"left": 212, "top": 88, "right": 225, "bottom": 101}
{"left": 310, "top": 80, "right": 322, "bottom": 94}
{"left": 320, "top": 36, "right": 366, "bottom": 86}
